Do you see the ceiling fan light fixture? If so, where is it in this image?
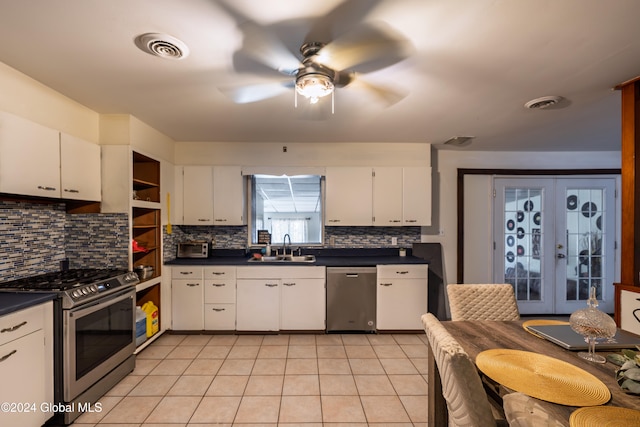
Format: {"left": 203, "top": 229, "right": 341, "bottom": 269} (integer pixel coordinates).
{"left": 295, "top": 73, "right": 334, "bottom": 104}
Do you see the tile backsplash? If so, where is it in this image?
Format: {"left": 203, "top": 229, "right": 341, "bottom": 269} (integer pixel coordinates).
{"left": 162, "top": 224, "right": 422, "bottom": 261}
{"left": 0, "top": 201, "right": 128, "bottom": 282}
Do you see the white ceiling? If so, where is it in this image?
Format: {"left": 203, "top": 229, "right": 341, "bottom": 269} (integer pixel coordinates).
{"left": 1, "top": 0, "right": 639, "bottom": 151}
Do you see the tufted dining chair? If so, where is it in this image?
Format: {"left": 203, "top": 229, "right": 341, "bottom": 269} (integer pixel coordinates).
{"left": 446, "top": 284, "right": 520, "bottom": 321}
{"left": 422, "top": 312, "right": 509, "bottom": 427}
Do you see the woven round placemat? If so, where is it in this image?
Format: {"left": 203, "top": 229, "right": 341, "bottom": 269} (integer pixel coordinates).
{"left": 570, "top": 406, "right": 640, "bottom": 426}
{"left": 476, "top": 349, "right": 611, "bottom": 406}
{"left": 522, "top": 319, "right": 571, "bottom": 337}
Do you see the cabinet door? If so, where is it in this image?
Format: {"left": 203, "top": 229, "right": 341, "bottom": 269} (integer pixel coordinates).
{"left": 373, "top": 167, "right": 403, "bottom": 226}
{"left": 183, "top": 166, "right": 214, "bottom": 224}
{"left": 403, "top": 167, "right": 432, "bottom": 225}
{"left": 60, "top": 133, "right": 101, "bottom": 201}
{"left": 0, "top": 330, "right": 53, "bottom": 426}
{"left": 325, "top": 167, "right": 373, "bottom": 226}
{"left": 213, "top": 166, "right": 245, "bottom": 225}
{"left": 171, "top": 279, "right": 204, "bottom": 330}
{"left": 204, "top": 304, "right": 236, "bottom": 330}
{"left": 236, "top": 279, "right": 280, "bottom": 331}
{"left": 376, "top": 278, "right": 428, "bottom": 330}
{"left": 0, "top": 111, "right": 60, "bottom": 198}
{"left": 281, "top": 278, "right": 326, "bottom": 330}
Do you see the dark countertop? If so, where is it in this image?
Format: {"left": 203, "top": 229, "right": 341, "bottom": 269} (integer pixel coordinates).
{"left": 0, "top": 292, "right": 57, "bottom": 317}
{"left": 166, "top": 255, "right": 428, "bottom": 267}
{"left": 165, "top": 248, "right": 429, "bottom": 267}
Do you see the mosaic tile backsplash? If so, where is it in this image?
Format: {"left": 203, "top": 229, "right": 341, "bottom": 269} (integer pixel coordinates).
{"left": 162, "top": 225, "right": 422, "bottom": 261}
{"left": 0, "top": 201, "right": 128, "bottom": 282}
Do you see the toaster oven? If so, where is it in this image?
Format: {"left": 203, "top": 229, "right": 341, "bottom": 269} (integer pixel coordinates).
{"left": 177, "top": 241, "right": 209, "bottom": 258}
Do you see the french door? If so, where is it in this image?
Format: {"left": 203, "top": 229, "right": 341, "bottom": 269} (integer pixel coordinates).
{"left": 493, "top": 177, "right": 616, "bottom": 314}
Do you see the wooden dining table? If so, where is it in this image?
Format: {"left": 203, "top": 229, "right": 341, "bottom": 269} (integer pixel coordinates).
{"left": 427, "top": 320, "right": 640, "bottom": 426}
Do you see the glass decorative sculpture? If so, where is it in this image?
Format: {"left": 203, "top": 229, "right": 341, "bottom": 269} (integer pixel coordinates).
{"left": 569, "top": 286, "right": 617, "bottom": 363}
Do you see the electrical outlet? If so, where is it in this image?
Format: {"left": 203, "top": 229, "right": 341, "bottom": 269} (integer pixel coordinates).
{"left": 392, "top": 237, "right": 398, "bottom": 245}
{"left": 329, "top": 236, "right": 335, "bottom": 246}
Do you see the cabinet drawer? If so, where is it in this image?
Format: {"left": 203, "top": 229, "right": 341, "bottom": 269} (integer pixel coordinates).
{"left": 377, "top": 264, "right": 428, "bottom": 280}
{"left": 204, "top": 266, "right": 236, "bottom": 280}
{"left": 204, "top": 304, "right": 236, "bottom": 330}
{"left": 204, "top": 280, "right": 236, "bottom": 303}
{"left": 171, "top": 266, "right": 203, "bottom": 279}
{"left": 0, "top": 304, "right": 44, "bottom": 346}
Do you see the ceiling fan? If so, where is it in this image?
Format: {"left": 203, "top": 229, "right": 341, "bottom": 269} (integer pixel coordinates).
{"left": 219, "top": 1, "right": 413, "bottom": 110}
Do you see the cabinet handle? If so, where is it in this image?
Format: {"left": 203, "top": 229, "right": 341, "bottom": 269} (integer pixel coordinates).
{"left": 37, "top": 185, "right": 56, "bottom": 191}
{"left": 211, "top": 272, "right": 225, "bottom": 276}
{"left": 396, "top": 271, "right": 409, "bottom": 275}
{"left": 214, "top": 218, "right": 227, "bottom": 222}
{"left": 187, "top": 283, "right": 200, "bottom": 287}
{"left": 197, "top": 218, "right": 210, "bottom": 222}
{"left": 283, "top": 282, "right": 296, "bottom": 286}
{"left": 211, "top": 283, "right": 225, "bottom": 287}
{"left": 380, "top": 283, "right": 393, "bottom": 286}
{"left": 0, "top": 349, "right": 17, "bottom": 363}
{"left": 211, "top": 308, "right": 226, "bottom": 312}
{"left": 265, "top": 283, "right": 278, "bottom": 287}
{"left": 405, "top": 219, "right": 417, "bottom": 223}
{"left": 328, "top": 219, "right": 341, "bottom": 223}
{"left": 1, "top": 321, "right": 27, "bottom": 333}
{"left": 64, "top": 188, "right": 80, "bottom": 193}
{"left": 179, "top": 271, "right": 193, "bottom": 275}
{"left": 389, "top": 220, "right": 401, "bottom": 223}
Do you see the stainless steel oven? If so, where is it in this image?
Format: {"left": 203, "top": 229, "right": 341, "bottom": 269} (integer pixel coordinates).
{"left": 0, "top": 269, "right": 139, "bottom": 425}
{"left": 63, "top": 286, "right": 136, "bottom": 402}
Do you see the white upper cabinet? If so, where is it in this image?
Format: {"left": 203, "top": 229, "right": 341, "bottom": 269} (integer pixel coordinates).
{"left": 213, "top": 166, "right": 245, "bottom": 225}
{"left": 183, "top": 166, "right": 214, "bottom": 224}
{"left": 60, "top": 133, "right": 101, "bottom": 201}
{"left": 182, "top": 165, "right": 245, "bottom": 225}
{"left": 0, "top": 111, "right": 60, "bottom": 198}
{"left": 403, "top": 166, "right": 431, "bottom": 225}
{"left": 0, "top": 111, "right": 101, "bottom": 202}
{"left": 373, "top": 167, "right": 403, "bottom": 226}
{"left": 325, "top": 167, "right": 373, "bottom": 226}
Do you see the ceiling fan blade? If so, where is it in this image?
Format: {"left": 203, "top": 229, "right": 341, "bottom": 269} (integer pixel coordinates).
{"left": 220, "top": 81, "right": 291, "bottom": 104}
{"left": 315, "top": 21, "right": 413, "bottom": 73}
{"left": 351, "top": 78, "right": 408, "bottom": 107}
{"left": 237, "top": 21, "right": 302, "bottom": 75}
{"left": 305, "top": 0, "right": 382, "bottom": 44}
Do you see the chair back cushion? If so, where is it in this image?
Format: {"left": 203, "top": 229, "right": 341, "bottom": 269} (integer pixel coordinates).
{"left": 422, "top": 313, "right": 497, "bottom": 427}
{"left": 447, "top": 284, "right": 520, "bottom": 321}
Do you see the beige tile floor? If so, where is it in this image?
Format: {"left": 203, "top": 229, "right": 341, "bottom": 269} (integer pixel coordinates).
{"left": 73, "top": 332, "right": 429, "bottom": 426}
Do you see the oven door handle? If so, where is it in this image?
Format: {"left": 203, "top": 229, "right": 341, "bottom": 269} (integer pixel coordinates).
{"left": 67, "top": 287, "right": 135, "bottom": 318}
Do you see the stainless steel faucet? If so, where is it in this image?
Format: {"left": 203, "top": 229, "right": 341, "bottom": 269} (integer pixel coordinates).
{"left": 283, "top": 233, "right": 292, "bottom": 256}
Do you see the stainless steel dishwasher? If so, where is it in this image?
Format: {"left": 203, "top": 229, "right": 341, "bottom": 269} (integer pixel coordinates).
{"left": 326, "top": 267, "right": 377, "bottom": 332}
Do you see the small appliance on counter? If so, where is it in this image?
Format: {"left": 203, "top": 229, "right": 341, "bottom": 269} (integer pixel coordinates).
{"left": 177, "top": 241, "right": 209, "bottom": 258}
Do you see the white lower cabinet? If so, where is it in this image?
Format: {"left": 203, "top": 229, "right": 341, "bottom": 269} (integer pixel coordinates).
{"left": 171, "top": 266, "right": 204, "bottom": 330}
{"left": 0, "top": 301, "right": 54, "bottom": 427}
{"left": 281, "top": 274, "right": 326, "bottom": 330}
{"left": 376, "top": 264, "right": 428, "bottom": 330}
{"left": 171, "top": 266, "right": 238, "bottom": 331}
{"left": 204, "top": 267, "right": 236, "bottom": 330}
{"left": 236, "top": 266, "right": 326, "bottom": 331}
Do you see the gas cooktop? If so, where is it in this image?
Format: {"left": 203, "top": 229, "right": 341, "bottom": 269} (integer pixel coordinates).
{"left": 0, "top": 269, "right": 139, "bottom": 308}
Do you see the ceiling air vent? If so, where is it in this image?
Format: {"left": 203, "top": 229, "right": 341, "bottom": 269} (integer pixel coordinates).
{"left": 443, "top": 136, "right": 474, "bottom": 147}
{"left": 134, "top": 33, "right": 189, "bottom": 60}
{"left": 524, "top": 95, "right": 564, "bottom": 110}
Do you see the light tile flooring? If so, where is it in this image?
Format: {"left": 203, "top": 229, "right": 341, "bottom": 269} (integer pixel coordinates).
{"left": 73, "top": 333, "right": 429, "bottom": 426}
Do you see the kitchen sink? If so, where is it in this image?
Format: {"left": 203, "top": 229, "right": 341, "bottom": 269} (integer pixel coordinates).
{"left": 248, "top": 254, "right": 316, "bottom": 263}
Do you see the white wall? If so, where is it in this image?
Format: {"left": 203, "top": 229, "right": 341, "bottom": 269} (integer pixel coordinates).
{"left": 175, "top": 141, "right": 431, "bottom": 167}
{"left": 0, "top": 62, "right": 99, "bottom": 143}
{"left": 431, "top": 149, "right": 621, "bottom": 287}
